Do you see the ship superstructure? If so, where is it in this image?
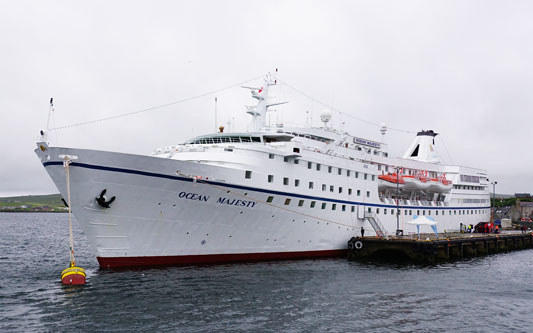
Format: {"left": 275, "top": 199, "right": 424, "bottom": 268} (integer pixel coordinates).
{"left": 35, "top": 74, "right": 490, "bottom": 267}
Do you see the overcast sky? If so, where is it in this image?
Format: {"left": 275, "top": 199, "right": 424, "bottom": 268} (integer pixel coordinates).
{"left": 1, "top": 0, "right": 532, "bottom": 196}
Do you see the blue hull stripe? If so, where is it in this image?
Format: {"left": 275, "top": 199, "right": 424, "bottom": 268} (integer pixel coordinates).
{"left": 43, "top": 161, "right": 491, "bottom": 211}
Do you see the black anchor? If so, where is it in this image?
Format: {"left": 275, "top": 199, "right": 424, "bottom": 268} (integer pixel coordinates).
{"left": 96, "top": 189, "right": 116, "bottom": 208}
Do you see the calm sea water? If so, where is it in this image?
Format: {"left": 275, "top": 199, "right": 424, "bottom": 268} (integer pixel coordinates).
{"left": 1, "top": 213, "right": 533, "bottom": 332}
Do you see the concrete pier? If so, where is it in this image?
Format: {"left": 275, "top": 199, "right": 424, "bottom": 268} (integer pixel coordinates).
{"left": 347, "top": 232, "right": 533, "bottom": 263}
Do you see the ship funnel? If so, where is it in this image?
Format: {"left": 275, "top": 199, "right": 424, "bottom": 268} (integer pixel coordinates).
{"left": 402, "top": 130, "right": 441, "bottom": 163}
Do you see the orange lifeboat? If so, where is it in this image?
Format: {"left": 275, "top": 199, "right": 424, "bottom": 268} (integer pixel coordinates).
{"left": 378, "top": 173, "right": 405, "bottom": 190}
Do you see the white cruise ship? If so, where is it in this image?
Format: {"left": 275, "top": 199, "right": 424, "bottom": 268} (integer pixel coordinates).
{"left": 35, "top": 74, "right": 490, "bottom": 267}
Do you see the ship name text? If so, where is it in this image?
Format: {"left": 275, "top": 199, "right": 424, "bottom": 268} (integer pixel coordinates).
{"left": 217, "top": 197, "right": 257, "bottom": 208}
{"left": 178, "top": 191, "right": 209, "bottom": 202}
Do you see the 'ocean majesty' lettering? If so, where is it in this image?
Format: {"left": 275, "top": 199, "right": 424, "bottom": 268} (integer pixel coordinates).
{"left": 178, "top": 191, "right": 209, "bottom": 201}
{"left": 177, "top": 192, "right": 257, "bottom": 208}
{"left": 217, "top": 197, "right": 257, "bottom": 208}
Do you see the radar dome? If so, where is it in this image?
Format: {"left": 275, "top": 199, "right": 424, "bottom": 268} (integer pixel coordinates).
{"left": 320, "top": 110, "right": 332, "bottom": 124}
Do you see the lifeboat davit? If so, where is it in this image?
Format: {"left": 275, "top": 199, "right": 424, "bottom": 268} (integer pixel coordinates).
{"left": 378, "top": 173, "right": 405, "bottom": 190}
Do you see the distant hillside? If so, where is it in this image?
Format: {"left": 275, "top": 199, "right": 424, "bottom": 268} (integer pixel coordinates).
{"left": 0, "top": 194, "right": 67, "bottom": 212}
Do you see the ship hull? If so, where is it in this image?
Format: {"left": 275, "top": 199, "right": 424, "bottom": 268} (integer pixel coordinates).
{"left": 35, "top": 143, "right": 491, "bottom": 268}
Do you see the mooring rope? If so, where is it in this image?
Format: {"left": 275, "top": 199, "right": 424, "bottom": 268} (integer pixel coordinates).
{"left": 63, "top": 157, "right": 76, "bottom": 267}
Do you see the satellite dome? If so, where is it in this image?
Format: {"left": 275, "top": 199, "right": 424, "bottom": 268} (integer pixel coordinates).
{"left": 320, "top": 110, "right": 332, "bottom": 124}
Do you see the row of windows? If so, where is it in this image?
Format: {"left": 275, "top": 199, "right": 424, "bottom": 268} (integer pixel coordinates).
{"left": 266, "top": 195, "right": 488, "bottom": 216}
{"left": 454, "top": 185, "right": 484, "bottom": 191}
{"left": 267, "top": 175, "right": 370, "bottom": 197}
{"left": 190, "top": 136, "right": 262, "bottom": 144}
{"left": 267, "top": 155, "right": 376, "bottom": 181}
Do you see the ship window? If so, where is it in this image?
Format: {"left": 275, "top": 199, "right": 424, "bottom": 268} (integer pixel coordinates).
{"left": 428, "top": 211, "right": 431, "bottom": 216}
{"left": 294, "top": 159, "right": 299, "bottom": 165}
{"left": 354, "top": 172, "right": 358, "bottom": 178}
{"left": 322, "top": 184, "right": 326, "bottom": 191}
{"left": 417, "top": 210, "right": 420, "bottom": 215}
{"left": 283, "top": 177, "right": 289, "bottom": 185}
{"left": 321, "top": 203, "right": 326, "bottom": 209}
{"left": 224, "top": 148, "right": 233, "bottom": 152}
{"left": 409, "top": 210, "right": 412, "bottom": 215}
{"left": 347, "top": 170, "right": 351, "bottom": 177}
{"left": 377, "top": 208, "right": 380, "bottom": 214}
{"left": 316, "top": 163, "right": 321, "bottom": 171}
{"left": 378, "top": 165, "right": 381, "bottom": 171}
{"left": 391, "top": 209, "right": 395, "bottom": 215}
{"left": 332, "top": 204, "right": 337, "bottom": 210}
{"left": 449, "top": 211, "right": 452, "bottom": 215}
{"left": 364, "top": 173, "right": 368, "bottom": 180}
{"left": 330, "top": 185, "right": 334, "bottom": 192}
{"left": 328, "top": 166, "right": 332, "bottom": 173}
{"left": 269, "top": 154, "right": 275, "bottom": 159}
{"left": 298, "top": 200, "right": 304, "bottom": 207}
{"left": 245, "top": 170, "right": 252, "bottom": 179}
{"left": 310, "top": 201, "right": 316, "bottom": 208}
{"left": 436, "top": 211, "right": 438, "bottom": 215}
{"left": 309, "top": 181, "right": 314, "bottom": 189}
{"left": 366, "top": 191, "right": 370, "bottom": 198}
{"left": 266, "top": 196, "right": 274, "bottom": 203}
{"left": 351, "top": 206, "right": 355, "bottom": 212}
{"left": 342, "top": 205, "right": 346, "bottom": 211}
{"left": 252, "top": 136, "right": 261, "bottom": 142}
{"left": 384, "top": 209, "right": 387, "bottom": 215}
{"left": 284, "top": 198, "right": 291, "bottom": 205}
{"left": 423, "top": 210, "right": 426, "bottom": 215}
{"left": 357, "top": 190, "right": 361, "bottom": 196}
{"left": 372, "top": 175, "right": 375, "bottom": 181}
{"left": 308, "top": 162, "right": 312, "bottom": 169}
{"left": 404, "top": 210, "right": 408, "bottom": 215}
{"left": 284, "top": 156, "right": 289, "bottom": 162}
{"left": 338, "top": 168, "right": 342, "bottom": 175}
{"left": 339, "top": 187, "right": 343, "bottom": 194}
{"left": 294, "top": 179, "right": 300, "bottom": 187}
{"left": 268, "top": 175, "right": 274, "bottom": 183}
{"left": 348, "top": 189, "right": 352, "bottom": 195}
{"left": 293, "top": 147, "right": 300, "bottom": 153}
{"left": 368, "top": 207, "right": 371, "bottom": 213}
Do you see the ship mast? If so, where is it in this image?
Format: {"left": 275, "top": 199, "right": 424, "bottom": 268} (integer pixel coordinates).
{"left": 242, "top": 70, "right": 287, "bottom": 131}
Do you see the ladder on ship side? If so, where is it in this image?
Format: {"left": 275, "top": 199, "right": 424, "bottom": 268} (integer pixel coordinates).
{"left": 364, "top": 211, "right": 389, "bottom": 238}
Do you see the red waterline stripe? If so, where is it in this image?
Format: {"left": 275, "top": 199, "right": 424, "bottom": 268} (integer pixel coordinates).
{"left": 97, "top": 249, "right": 347, "bottom": 268}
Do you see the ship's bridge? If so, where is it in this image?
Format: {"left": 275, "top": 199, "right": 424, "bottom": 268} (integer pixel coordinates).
{"left": 185, "top": 132, "right": 293, "bottom": 145}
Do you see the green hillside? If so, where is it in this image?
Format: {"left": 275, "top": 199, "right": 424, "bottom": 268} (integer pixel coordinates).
{"left": 0, "top": 194, "right": 67, "bottom": 212}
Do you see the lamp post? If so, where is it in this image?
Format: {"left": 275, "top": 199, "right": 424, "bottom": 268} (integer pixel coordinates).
{"left": 395, "top": 167, "right": 401, "bottom": 236}
{"left": 491, "top": 181, "right": 498, "bottom": 223}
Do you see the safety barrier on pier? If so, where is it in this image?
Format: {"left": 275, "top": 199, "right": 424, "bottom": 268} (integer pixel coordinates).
{"left": 347, "top": 233, "right": 533, "bottom": 263}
